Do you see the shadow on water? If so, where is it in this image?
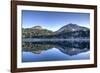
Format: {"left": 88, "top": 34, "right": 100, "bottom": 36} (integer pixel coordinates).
{"left": 22, "top": 40, "right": 90, "bottom": 62}
{"left": 22, "top": 41, "right": 90, "bottom": 56}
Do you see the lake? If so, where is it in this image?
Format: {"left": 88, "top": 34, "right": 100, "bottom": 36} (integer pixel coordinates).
{"left": 22, "top": 40, "right": 90, "bottom": 62}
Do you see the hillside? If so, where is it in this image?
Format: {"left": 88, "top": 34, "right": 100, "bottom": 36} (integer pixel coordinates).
{"left": 22, "top": 24, "right": 90, "bottom": 39}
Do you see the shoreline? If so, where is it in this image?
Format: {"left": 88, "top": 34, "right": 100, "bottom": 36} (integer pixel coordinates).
{"left": 22, "top": 38, "right": 90, "bottom": 42}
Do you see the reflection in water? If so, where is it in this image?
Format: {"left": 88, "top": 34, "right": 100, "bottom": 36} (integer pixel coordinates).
{"left": 22, "top": 41, "right": 90, "bottom": 62}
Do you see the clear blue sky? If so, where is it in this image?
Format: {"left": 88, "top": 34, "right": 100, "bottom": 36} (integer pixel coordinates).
{"left": 22, "top": 10, "right": 90, "bottom": 31}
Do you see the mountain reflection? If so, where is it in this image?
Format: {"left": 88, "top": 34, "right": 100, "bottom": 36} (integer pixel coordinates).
{"left": 22, "top": 41, "right": 90, "bottom": 56}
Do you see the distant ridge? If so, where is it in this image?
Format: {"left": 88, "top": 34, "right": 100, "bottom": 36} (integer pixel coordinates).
{"left": 32, "top": 26, "right": 42, "bottom": 29}
{"left": 22, "top": 23, "right": 90, "bottom": 38}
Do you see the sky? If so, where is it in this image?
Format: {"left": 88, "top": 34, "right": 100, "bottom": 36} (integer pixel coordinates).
{"left": 22, "top": 10, "right": 90, "bottom": 31}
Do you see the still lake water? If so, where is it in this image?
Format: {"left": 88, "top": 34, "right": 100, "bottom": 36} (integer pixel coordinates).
{"left": 22, "top": 40, "right": 90, "bottom": 62}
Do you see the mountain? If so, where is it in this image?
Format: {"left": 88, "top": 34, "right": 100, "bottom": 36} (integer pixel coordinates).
{"left": 57, "top": 23, "right": 89, "bottom": 33}
{"left": 55, "top": 23, "right": 90, "bottom": 38}
{"left": 22, "top": 26, "right": 53, "bottom": 38}
{"left": 22, "top": 24, "right": 90, "bottom": 39}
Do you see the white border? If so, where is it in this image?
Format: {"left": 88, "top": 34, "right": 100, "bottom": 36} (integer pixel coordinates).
{"left": 17, "top": 5, "right": 94, "bottom": 68}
